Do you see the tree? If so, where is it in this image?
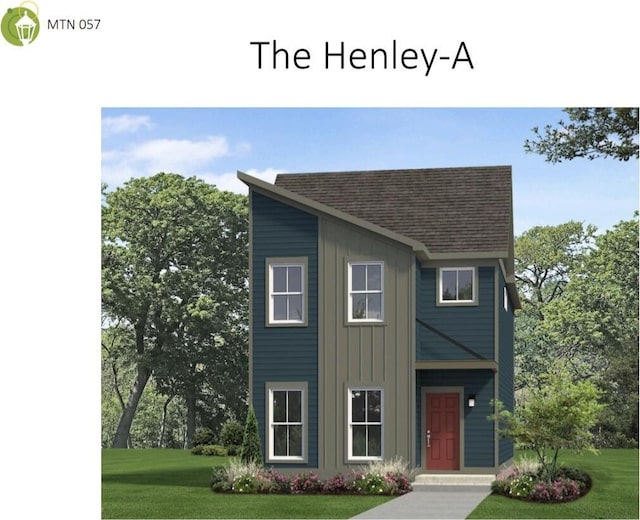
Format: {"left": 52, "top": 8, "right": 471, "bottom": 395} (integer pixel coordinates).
{"left": 524, "top": 107, "right": 639, "bottom": 162}
{"left": 513, "top": 221, "right": 595, "bottom": 389}
{"left": 102, "top": 173, "right": 248, "bottom": 448}
{"left": 494, "top": 365, "right": 604, "bottom": 482}
{"left": 543, "top": 215, "right": 639, "bottom": 446}
{"left": 240, "top": 406, "right": 262, "bottom": 464}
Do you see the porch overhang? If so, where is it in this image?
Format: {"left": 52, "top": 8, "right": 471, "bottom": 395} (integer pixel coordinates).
{"left": 416, "top": 360, "right": 498, "bottom": 372}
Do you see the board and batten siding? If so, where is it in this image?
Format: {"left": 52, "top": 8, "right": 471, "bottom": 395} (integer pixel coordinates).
{"left": 416, "top": 266, "right": 495, "bottom": 361}
{"left": 317, "top": 217, "right": 415, "bottom": 475}
{"left": 250, "top": 191, "right": 319, "bottom": 468}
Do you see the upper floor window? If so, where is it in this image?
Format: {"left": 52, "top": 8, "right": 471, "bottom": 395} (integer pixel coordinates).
{"left": 439, "top": 267, "right": 477, "bottom": 304}
{"left": 267, "top": 258, "right": 307, "bottom": 325}
{"left": 348, "top": 261, "right": 384, "bottom": 322}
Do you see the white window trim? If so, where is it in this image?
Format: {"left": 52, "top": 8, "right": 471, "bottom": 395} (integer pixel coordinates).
{"left": 266, "top": 382, "right": 308, "bottom": 463}
{"left": 347, "top": 387, "right": 384, "bottom": 462}
{"left": 503, "top": 286, "right": 509, "bottom": 312}
{"left": 437, "top": 267, "right": 478, "bottom": 306}
{"left": 347, "top": 261, "right": 384, "bottom": 323}
{"left": 266, "top": 257, "right": 308, "bottom": 326}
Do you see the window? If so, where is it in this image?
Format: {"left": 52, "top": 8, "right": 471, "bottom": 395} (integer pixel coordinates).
{"left": 439, "top": 267, "right": 476, "bottom": 304}
{"left": 267, "top": 258, "right": 306, "bottom": 325}
{"left": 348, "top": 261, "right": 384, "bottom": 322}
{"left": 348, "top": 388, "right": 383, "bottom": 460}
{"left": 267, "top": 382, "right": 307, "bottom": 462}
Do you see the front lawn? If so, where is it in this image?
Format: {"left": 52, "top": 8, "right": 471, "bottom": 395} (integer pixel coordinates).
{"left": 102, "top": 449, "right": 392, "bottom": 519}
{"left": 468, "top": 449, "right": 639, "bottom": 519}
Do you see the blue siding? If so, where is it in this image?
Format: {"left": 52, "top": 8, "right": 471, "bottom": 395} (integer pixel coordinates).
{"left": 417, "top": 266, "right": 495, "bottom": 360}
{"left": 251, "top": 191, "right": 318, "bottom": 468}
{"left": 416, "top": 370, "right": 495, "bottom": 468}
{"left": 498, "top": 270, "right": 515, "bottom": 464}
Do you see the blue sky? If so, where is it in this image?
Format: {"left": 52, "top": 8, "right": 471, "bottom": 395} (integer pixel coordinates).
{"left": 102, "top": 107, "right": 638, "bottom": 235}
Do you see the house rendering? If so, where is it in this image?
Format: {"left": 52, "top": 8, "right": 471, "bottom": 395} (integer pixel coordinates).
{"left": 238, "top": 166, "right": 520, "bottom": 476}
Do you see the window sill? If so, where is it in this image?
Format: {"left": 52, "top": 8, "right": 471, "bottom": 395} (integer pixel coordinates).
{"left": 267, "top": 457, "right": 308, "bottom": 464}
{"left": 266, "top": 321, "right": 308, "bottom": 328}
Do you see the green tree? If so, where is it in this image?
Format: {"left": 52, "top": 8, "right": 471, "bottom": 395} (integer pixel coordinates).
{"left": 513, "top": 221, "right": 596, "bottom": 389}
{"left": 240, "top": 406, "right": 262, "bottom": 464}
{"left": 494, "top": 365, "right": 604, "bottom": 482}
{"left": 544, "top": 215, "right": 639, "bottom": 446}
{"left": 102, "top": 173, "right": 248, "bottom": 448}
{"left": 524, "top": 107, "right": 639, "bottom": 162}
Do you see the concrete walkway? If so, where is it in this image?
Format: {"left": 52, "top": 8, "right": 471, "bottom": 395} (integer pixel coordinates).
{"left": 351, "top": 485, "right": 491, "bottom": 519}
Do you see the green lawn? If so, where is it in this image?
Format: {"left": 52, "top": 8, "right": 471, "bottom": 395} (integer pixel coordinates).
{"left": 468, "top": 449, "right": 639, "bottom": 519}
{"left": 102, "top": 449, "right": 392, "bottom": 519}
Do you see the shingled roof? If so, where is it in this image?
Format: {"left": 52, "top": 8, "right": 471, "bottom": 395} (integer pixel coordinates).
{"left": 274, "top": 166, "right": 513, "bottom": 255}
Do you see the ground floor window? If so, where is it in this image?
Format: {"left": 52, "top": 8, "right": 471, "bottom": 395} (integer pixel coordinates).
{"left": 266, "top": 382, "right": 307, "bottom": 462}
{"left": 348, "top": 388, "right": 383, "bottom": 460}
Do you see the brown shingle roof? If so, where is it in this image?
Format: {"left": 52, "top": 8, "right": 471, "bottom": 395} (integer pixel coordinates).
{"left": 274, "top": 166, "right": 513, "bottom": 254}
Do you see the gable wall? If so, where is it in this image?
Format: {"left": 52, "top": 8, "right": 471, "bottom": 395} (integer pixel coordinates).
{"left": 250, "top": 191, "right": 319, "bottom": 467}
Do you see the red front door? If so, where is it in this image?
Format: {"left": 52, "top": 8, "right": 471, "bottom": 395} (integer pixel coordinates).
{"left": 426, "top": 393, "right": 460, "bottom": 470}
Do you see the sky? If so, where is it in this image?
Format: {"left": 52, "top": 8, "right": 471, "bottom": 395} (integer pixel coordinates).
{"left": 1, "top": 1, "right": 638, "bottom": 518}
{"left": 102, "top": 107, "right": 638, "bottom": 235}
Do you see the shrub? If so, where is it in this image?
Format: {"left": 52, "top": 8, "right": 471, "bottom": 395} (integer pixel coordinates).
{"left": 194, "top": 427, "right": 216, "bottom": 447}
{"left": 290, "top": 472, "right": 324, "bottom": 494}
{"left": 223, "top": 458, "right": 263, "bottom": 483}
{"left": 513, "top": 455, "right": 542, "bottom": 476}
{"left": 509, "top": 474, "right": 537, "bottom": 498}
{"left": 201, "top": 444, "right": 228, "bottom": 457}
{"left": 219, "top": 420, "right": 244, "bottom": 447}
{"left": 361, "top": 456, "right": 418, "bottom": 480}
{"left": 233, "top": 475, "right": 257, "bottom": 493}
{"left": 255, "top": 469, "right": 290, "bottom": 494}
{"left": 490, "top": 464, "right": 590, "bottom": 503}
{"left": 384, "top": 472, "right": 413, "bottom": 495}
{"left": 353, "top": 473, "right": 387, "bottom": 495}
{"left": 226, "top": 444, "right": 241, "bottom": 456}
{"left": 240, "top": 406, "right": 263, "bottom": 464}
{"left": 323, "top": 474, "right": 352, "bottom": 494}
{"left": 530, "top": 478, "right": 582, "bottom": 502}
{"left": 211, "top": 467, "right": 232, "bottom": 493}
{"left": 191, "top": 444, "right": 205, "bottom": 455}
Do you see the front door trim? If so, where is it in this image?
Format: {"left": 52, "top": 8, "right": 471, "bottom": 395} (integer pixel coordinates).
{"left": 422, "top": 386, "right": 464, "bottom": 471}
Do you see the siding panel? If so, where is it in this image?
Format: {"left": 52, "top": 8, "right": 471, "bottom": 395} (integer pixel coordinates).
{"left": 251, "top": 191, "right": 318, "bottom": 468}
{"left": 417, "top": 266, "right": 495, "bottom": 361}
{"left": 319, "top": 217, "right": 414, "bottom": 474}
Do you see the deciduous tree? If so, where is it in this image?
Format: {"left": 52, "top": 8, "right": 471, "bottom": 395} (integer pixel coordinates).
{"left": 102, "top": 173, "right": 248, "bottom": 448}
{"left": 524, "top": 107, "right": 639, "bottom": 162}
{"left": 494, "top": 365, "right": 604, "bottom": 482}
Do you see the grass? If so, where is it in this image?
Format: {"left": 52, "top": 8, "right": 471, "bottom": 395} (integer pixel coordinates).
{"left": 468, "top": 449, "right": 639, "bottom": 519}
{"left": 102, "top": 449, "right": 392, "bottom": 519}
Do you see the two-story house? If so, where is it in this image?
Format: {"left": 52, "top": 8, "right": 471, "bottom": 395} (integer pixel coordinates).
{"left": 238, "top": 166, "right": 520, "bottom": 476}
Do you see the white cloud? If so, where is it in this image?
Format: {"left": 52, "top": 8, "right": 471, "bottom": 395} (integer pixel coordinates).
{"left": 199, "top": 168, "right": 283, "bottom": 194}
{"left": 102, "top": 135, "right": 231, "bottom": 187}
{"left": 102, "top": 114, "right": 151, "bottom": 136}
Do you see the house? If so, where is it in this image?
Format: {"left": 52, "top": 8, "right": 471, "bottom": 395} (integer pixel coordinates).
{"left": 238, "top": 166, "right": 520, "bottom": 476}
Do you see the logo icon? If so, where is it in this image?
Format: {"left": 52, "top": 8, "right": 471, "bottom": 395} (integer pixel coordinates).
{"left": 1, "top": 2, "right": 40, "bottom": 46}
